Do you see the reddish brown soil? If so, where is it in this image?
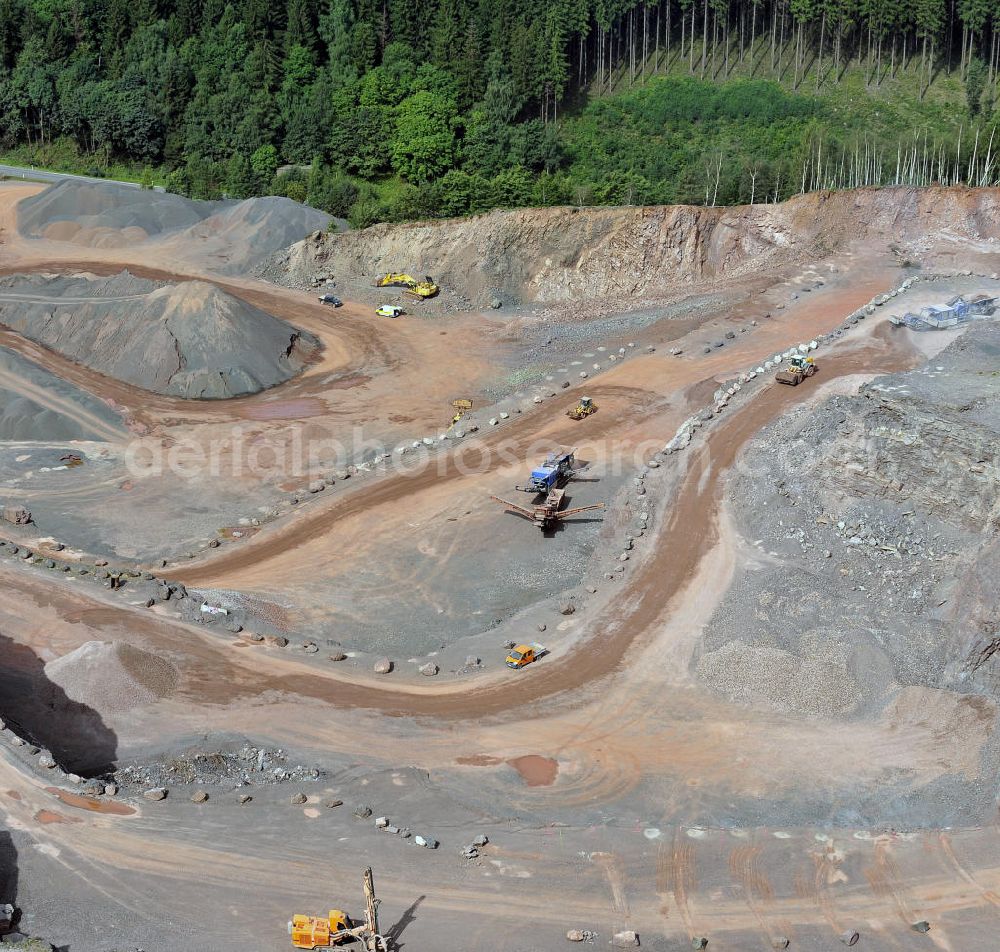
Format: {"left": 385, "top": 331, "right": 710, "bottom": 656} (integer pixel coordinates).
{"left": 507, "top": 755, "right": 559, "bottom": 787}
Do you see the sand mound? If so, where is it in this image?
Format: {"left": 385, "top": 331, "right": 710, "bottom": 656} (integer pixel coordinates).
{"left": 18, "top": 182, "right": 331, "bottom": 273}
{"left": 45, "top": 640, "right": 178, "bottom": 714}
{"left": 0, "top": 271, "right": 320, "bottom": 399}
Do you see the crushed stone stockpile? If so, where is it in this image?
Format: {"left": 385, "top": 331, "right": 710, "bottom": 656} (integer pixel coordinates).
{"left": 699, "top": 320, "right": 1000, "bottom": 825}
{"left": 0, "top": 345, "right": 127, "bottom": 442}
{"left": 0, "top": 271, "right": 320, "bottom": 398}
{"left": 265, "top": 185, "right": 1000, "bottom": 307}
{"left": 17, "top": 181, "right": 331, "bottom": 272}
{"left": 44, "top": 640, "right": 178, "bottom": 714}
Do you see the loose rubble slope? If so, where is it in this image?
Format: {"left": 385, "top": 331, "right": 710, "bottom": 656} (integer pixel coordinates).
{"left": 700, "top": 321, "right": 1000, "bottom": 825}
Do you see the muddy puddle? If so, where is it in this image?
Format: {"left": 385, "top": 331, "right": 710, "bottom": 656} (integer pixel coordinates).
{"left": 507, "top": 755, "right": 559, "bottom": 787}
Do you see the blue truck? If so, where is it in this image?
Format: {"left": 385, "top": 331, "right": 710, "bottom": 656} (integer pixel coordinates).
{"left": 518, "top": 448, "right": 576, "bottom": 494}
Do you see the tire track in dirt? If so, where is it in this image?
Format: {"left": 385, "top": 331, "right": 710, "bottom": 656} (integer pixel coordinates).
{"left": 938, "top": 831, "right": 1000, "bottom": 910}
{"left": 658, "top": 833, "right": 697, "bottom": 938}
{"left": 864, "top": 839, "right": 917, "bottom": 927}
{"left": 594, "top": 851, "right": 632, "bottom": 921}
{"left": 729, "top": 839, "right": 781, "bottom": 943}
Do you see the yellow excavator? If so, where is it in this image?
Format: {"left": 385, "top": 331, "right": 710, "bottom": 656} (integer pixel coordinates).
{"left": 289, "top": 868, "right": 387, "bottom": 951}
{"left": 375, "top": 272, "right": 439, "bottom": 299}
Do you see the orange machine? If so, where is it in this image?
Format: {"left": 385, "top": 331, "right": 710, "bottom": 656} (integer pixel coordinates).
{"left": 289, "top": 868, "right": 386, "bottom": 950}
{"left": 290, "top": 911, "right": 350, "bottom": 948}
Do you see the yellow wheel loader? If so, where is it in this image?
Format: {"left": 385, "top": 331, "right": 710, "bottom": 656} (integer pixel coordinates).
{"left": 775, "top": 355, "right": 817, "bottom": 386}
{"left": 566, "top": 396, "right": 597, "bottom": 420}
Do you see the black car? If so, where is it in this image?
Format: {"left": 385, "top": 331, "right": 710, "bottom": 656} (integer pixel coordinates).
{"left": 318, "top": 293, "right": 342, "bottom": 307}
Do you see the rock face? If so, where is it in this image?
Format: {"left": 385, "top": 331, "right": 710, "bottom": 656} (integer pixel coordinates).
{"left": 0, "top": 271, "right": 320, "bottom": 399}
{"left": 265, "top": 186, "right": 1000, "bottom": 308}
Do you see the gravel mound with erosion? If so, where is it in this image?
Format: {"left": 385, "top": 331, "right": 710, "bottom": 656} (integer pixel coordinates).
{"left": 263, "top": 185, "right": 1000, "bottom": 308}
{"left": 17, "top": 181, "right": 331, "bottom": 272}
{"left": 44, "top": 640, "right": 178, "bottom": 714}
{"left": 0, "top": 270, "right": 320, "bottom": 398}
{"left": 0, "top": 345, "right": 127, "bottom": 441}
{"left": 699, "top": 319, "right": 1000, "bottom": 825}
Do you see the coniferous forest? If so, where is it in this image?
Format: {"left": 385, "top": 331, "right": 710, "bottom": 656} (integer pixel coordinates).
{"left": 1, "top": 0, "right": 1000, "bottom": 223}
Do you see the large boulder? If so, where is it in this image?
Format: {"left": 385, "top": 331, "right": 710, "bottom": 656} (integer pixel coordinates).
{"left": 2, "top": 505, "right": 31, "bottom": 525}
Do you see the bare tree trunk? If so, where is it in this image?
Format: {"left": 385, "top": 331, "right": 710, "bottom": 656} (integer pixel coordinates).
{"left": 690, "top": 2, "right": 696, "bottom": 72}
{"left": 770, "top": 0, "right": 777, "bottom": 73}
{"left": 816, "top": 9, "right": 826, "bottom": 89}
{"left": 645, "top": 3, "right": 650, "bottom": 78}
{"left": 681, "top": 3, "right": 687, "bottom": 69}
{"left": 654, "top": 3, "right": 660, "bottom": 72}
{"left": 701, "top": 0, "right": 708, "bottom": 78}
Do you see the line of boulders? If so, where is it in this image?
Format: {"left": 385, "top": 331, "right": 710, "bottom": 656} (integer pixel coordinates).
{"left": 372, "top": 813, "right": 439, "bottom": 849}
{"left": 663, "top": 274, "right": 934, "bottom": 459}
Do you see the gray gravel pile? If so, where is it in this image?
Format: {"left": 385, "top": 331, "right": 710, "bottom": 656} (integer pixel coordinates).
{"left": 114, "top": 741, "right": 323, "bottom": 789}
{"left": 44, "top": 641, "right": 178, "bottom": 714}
{"left": 17, "top": 181, "right": 331, "bottom": 272}
{"left": 17, "top": 181, "right": 213, "bottom": 238}
{"left": 0, "top": 271, "right": 320, "bottom": 399}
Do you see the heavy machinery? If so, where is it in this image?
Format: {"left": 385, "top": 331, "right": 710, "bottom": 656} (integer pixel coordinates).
{"left": 506, "top": 643, "right": 547, "bottom": 668}
{"left": 492, "top": 447, "right": 603, "bottom": 531}
{"left": 289, "top": 868, "right": 387, "bottom": 951}
{"left": 449, "top": 398, "right": 473, "bottom": 427}
{"left": 566, "top": 396, "right": 597, "bottom": 420}
{"left": 375, "top": 273, "right": 439, "bottom": 299}
{"left": 775, "top": 355, "right": 817, "bottom": 386}
{"left": 375, "top": 304, "right": 405, "bottom": 318}
{"left": 491, "top": 488, "right": 604, "bottom": 532}
{"left": 517, "top": 448, "right": 577, "bottom": 495}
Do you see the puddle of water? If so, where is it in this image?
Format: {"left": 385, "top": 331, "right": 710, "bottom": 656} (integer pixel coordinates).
{"left": 507, "top": 755, "right": 558, "bottom": 787}
{"left": 45, "top": 787, "right": 135, "bottom": 816}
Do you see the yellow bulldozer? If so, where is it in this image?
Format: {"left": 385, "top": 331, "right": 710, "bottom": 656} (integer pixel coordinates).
{"left": 566, "top": 396, "right": 597, "bottom": 420}
{"left": 375, "top": 272, "right": 439, "bottom": 299}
